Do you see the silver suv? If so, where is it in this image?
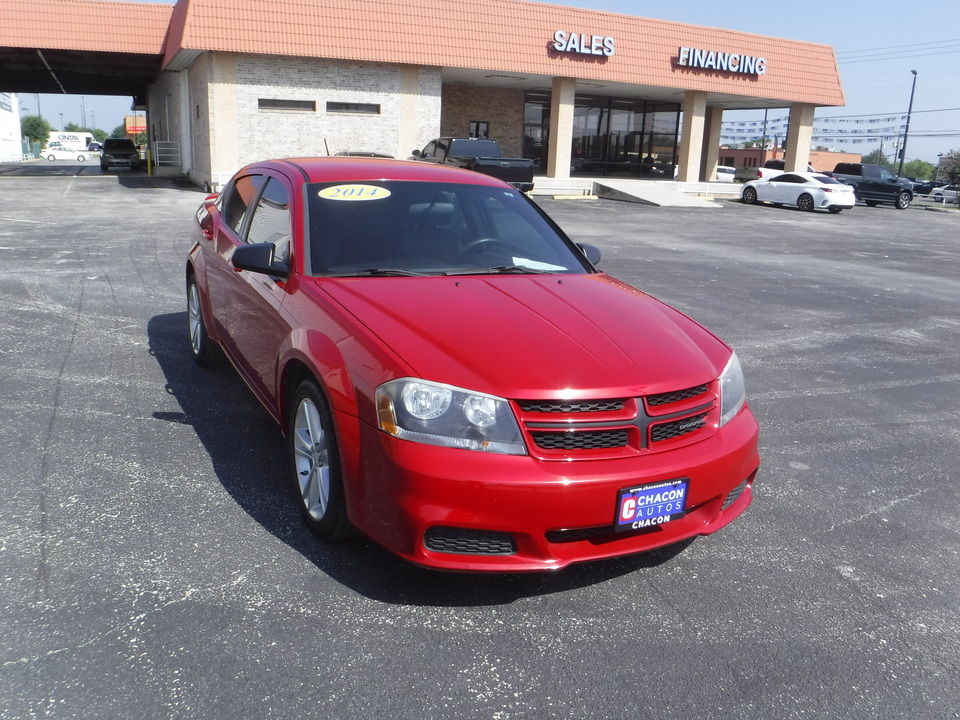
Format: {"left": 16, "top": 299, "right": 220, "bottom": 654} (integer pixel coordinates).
{"left": 100, "top": 138, "right": 142, "bottom": 171}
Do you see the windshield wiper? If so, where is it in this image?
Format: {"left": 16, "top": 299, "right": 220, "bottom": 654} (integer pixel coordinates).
{"left": 447, "top": 265, "right": 554, "bottom": 276}
{"left": 353, "top": 268, "right": 432, "bottom": 277}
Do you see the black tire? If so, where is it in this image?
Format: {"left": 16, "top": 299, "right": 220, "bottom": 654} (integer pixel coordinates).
{"left": 828, "top": 206, "right": 843, "bottom": 214}
{"left": 797, "top": 193, "right": 815, "bottom": 212}
{"left": 77, "top": 154, "right": 86, "bottom": 162}
{"left": 741, "top": 187, "right": 758, "bottom": 205}
{"left": 288, "top": 378, "right": 351, "bottom": 540}
{"left": 895, "top": 191, "right": 911, "bottom": 210}
{"left": 187, "top": 275, "right": 220, "bottom": 366}
{"left": 865, "top": 200, "right": 880, "bottom": 207}
{"left": 47, "top": 155, "right": 55, "bottom": 162}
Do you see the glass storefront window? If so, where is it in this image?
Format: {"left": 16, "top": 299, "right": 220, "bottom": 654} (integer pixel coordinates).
{"left": 524, "top": 92, "right": 679, "bottom": 178}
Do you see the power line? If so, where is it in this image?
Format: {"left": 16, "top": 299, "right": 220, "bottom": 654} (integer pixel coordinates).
{"left": 836, "top": 39, "right": 960, "bottom": 56}
{"left": 840, "top": 49, "right": 960, "bottom": 64}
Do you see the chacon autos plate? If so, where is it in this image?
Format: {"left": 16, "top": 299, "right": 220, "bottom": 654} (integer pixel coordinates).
{"left": 615, "top": 479, "right": 688, "bottom": 531}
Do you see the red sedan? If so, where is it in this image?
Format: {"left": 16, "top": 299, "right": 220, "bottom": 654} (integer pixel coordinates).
{"left": 186, "top": 157, "right": 760, "bottom": 572}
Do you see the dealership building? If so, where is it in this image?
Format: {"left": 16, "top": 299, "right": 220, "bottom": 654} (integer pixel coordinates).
{"left": 2, "top": 0, "right": 845, "bottom": 191}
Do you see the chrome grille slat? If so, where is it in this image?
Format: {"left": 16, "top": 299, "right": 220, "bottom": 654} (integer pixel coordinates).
{"left": 646, "top": 384, "right": 708, "bottom": 406}
{"left": 519, "top": 385, "right": 714, "bottom": 455}
{"left": 516, "top": 399, "right": 625, "bottom": 413}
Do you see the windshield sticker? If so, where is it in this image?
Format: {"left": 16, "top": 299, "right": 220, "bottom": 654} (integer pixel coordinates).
{"left": 319, "top": 185, "right": 392, "bottom": 201}
{"left": 512, "top": 257, "right": 568, "bottom": 272}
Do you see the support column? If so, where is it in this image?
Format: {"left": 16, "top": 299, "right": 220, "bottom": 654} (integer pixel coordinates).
{"left": 547, "top": 77, "right": 576, "bottom": 179}
{"left": 784, "top": 103, "right": 815, "bottom": 172}
{"left": 676, "top": 91, "right": 707, "bottom": 183}
{"left": 701, "top": 106, "right": 724, "bottom": 181}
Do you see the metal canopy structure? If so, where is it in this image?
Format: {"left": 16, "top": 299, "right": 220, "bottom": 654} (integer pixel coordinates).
{"left": 0, "top": 47, "right": 162, "bottom": 103}
{"left": 0, "top": 0, "right": 172, "bottom": 103}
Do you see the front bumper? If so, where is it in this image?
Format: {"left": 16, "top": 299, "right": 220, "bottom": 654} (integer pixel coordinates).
{"left": 343, "top": 406, "right": 760, "bottom": 572}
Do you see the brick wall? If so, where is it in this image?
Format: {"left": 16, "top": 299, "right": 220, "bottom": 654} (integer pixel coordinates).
{"left": 440, "top": 85, "right": 525, "bottom": 158}
{"left": 188, "top": 54, "right": 442, "bottom": 179}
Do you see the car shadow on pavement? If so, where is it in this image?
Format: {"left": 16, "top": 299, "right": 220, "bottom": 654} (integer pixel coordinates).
{"left": 148, "top": 312, "right": 692, "bottom": 605}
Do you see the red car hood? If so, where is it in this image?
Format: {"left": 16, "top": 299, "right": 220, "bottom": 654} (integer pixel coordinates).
{"left": 317, "top": 274, "right": 729, "bottom": 398}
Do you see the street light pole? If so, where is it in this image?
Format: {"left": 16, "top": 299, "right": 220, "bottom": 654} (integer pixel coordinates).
{"left": 897, "top": 70, "right": 918, "bottom": 177}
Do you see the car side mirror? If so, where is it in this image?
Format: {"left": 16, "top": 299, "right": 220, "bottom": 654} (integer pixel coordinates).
{"left": 231, "top": 242, "right": 289, "bottom": 278}
{"left": 577, "top": 243, "right": 602, "bottom": 265}
{"left": 411, "top": 149, "right": 421, "bottom": 157}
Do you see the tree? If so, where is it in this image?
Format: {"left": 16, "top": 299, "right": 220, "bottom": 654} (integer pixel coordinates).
{"left": 64, "top": 122, "right": 107, "bottom": 143}
{"left": 943, "top": 150, "right": 960, "bottom": 183}
{"left": 902, "top": 159, "right": 935, "bottom": 181}
{"left": 861, "top": 148, "right": 894, "bottom": 171}
{"left": 940, "top": 150, "right": 960, "bottom": 207}
{"left": 21, "top": 115, "right": 52, "bottom": 145}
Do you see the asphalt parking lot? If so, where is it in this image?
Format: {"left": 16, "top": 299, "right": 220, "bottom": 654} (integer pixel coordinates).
{"left": 1, "top": 166, "right": 958, "bottom": 719}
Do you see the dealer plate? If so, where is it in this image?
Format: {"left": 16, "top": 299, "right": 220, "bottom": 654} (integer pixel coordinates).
{"left": 615, "top": 479, "right": 688, "bottom": 531}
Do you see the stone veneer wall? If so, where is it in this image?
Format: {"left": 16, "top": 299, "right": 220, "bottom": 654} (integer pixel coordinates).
{"left": 439, "top": 85, "right": 526, "bottom": 158}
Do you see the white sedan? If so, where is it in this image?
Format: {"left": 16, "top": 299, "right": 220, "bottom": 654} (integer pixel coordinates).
{"left": 930, "top": 184, "right": 959, "bottom": 201}
{"left": 740, "top": 171, "right": 856, "bottom": 214}
{"left": 44, "top": 146, "right": 89, "bottom": 162}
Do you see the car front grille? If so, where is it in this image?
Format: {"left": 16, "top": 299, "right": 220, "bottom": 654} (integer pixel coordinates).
{"left": 423, "top": 527, "right": 517, "bottom": 555}
{"left": 516, "top": 383, "right": 716, "bottom": 459}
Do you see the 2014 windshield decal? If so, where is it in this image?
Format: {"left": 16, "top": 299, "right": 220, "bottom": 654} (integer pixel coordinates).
{"left": 318, "top": 185, "right": 392, "bottom": 201}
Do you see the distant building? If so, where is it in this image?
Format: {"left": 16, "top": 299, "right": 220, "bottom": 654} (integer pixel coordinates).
{"left": 719, "top": 147, "right": 861, "bottom": 173}
{"left": 0, "top": 92, "right": 23, "bottom": 162}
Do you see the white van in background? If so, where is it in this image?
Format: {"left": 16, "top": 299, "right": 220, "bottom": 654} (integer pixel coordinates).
{"left": 46, "top": 131, "right": 95, "bottom": 151}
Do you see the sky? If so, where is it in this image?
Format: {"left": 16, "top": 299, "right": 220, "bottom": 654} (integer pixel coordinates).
{"left": 15, "top": 0, "right": 960, "bottom": 165}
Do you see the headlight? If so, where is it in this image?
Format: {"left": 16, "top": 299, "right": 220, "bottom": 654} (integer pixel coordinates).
{"left": 718, "top": 352, "right": 747, "bottom": 427}
{"left": 377, "top": 379, "right": 527, "bottom": 455}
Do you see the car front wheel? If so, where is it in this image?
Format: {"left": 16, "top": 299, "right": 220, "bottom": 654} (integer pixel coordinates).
{"left": 742, "top": 187, "right": 758, "bottom": 205}
{"left": 289, "top": 379, "right": 351, "bottom": 540}
{"left": 895, "top": 191, "right": 911, "bottom": 210}
{"left": 797, "top": 193, "right": 815, "bottom": 212}
{"left": 47, "top": 155, "right": 55, "bottom": 162}
{"left": 187, "top": 276, "right": 220, "bottom": 366}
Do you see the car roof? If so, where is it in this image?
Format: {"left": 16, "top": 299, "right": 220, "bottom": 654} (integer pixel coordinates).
{"left": 239, "top": 157, "right": 513, "bottom": 186}
{"left": 770, "top": 171, "right": 829, "bottom": 181}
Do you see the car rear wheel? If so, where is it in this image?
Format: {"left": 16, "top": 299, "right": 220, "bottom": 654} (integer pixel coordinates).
{"left": 828, "top": 206, "right": 843, "bottom": 214}
{"left": 187, "top": 276, "right": 220, "bottom": 366}
{"left": 797, "top": 193, "right": 815, "bottom": 212}
{"left": 895, "top": 191, "right": 911, "bottom": 210}
{"left": 741, "top": 187, "right": 758, "bottom": 205}
{"left": 46, "top": 155, "right": 55, "bottom": 162}
{"left": 289, "top": 378, "right": 351, "bottom": 540}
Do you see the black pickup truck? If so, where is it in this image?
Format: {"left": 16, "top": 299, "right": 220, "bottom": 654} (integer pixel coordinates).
{"left": 412, "top": 138, "right": 535, "bottom": 192}
{"left": 828, "top": 163, "right": 913, "bottom": 209}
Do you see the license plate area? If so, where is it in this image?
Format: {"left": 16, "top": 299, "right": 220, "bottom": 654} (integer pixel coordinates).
{"left": 615, "top": 479, "right": 689, "bottom": 532}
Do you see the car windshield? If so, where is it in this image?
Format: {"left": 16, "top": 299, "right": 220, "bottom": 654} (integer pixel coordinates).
{"left": 305, "top": 181, "right": 592, "bottom": 276}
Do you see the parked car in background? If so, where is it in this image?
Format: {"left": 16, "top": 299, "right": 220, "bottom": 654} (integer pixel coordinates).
{"left": 826, "top": 163, "right": 912, "bottom": 209}
{"left": 740, "top": 171, "right": 856, "bottom": 213}
{"left": 734, "top": 159, "right": 816, "bottom": 183}
{"left": 911, "top": 180, "right": 945, "bottom": 195}
{"left": 186, "top": 157, "right": 760, "bottom": 572}
{"left": 411, "top": 137, "right": 535, "bottom": 192}
{"left": 100, "top": 138, "right": 142, "bottom": 171}
{"left": 44, "top": 146, "right": 88, "bottom": 162}
{"left": 87, "top": 141, "right": 103, "bottom": 152}
{"left": 929, "top": 184, "right": 959, "bottom": 201}
{"left": 714, "top": 165, "right": 736, "bottom": 182}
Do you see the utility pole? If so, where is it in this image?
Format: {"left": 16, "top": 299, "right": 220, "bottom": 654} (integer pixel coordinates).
{"left": 897, "top": 71, "right": 917, "bottom": 177}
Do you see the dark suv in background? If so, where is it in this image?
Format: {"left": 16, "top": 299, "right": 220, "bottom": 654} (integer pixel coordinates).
{"left": 100, "top": 138, "right": 142, "bottom": 171}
